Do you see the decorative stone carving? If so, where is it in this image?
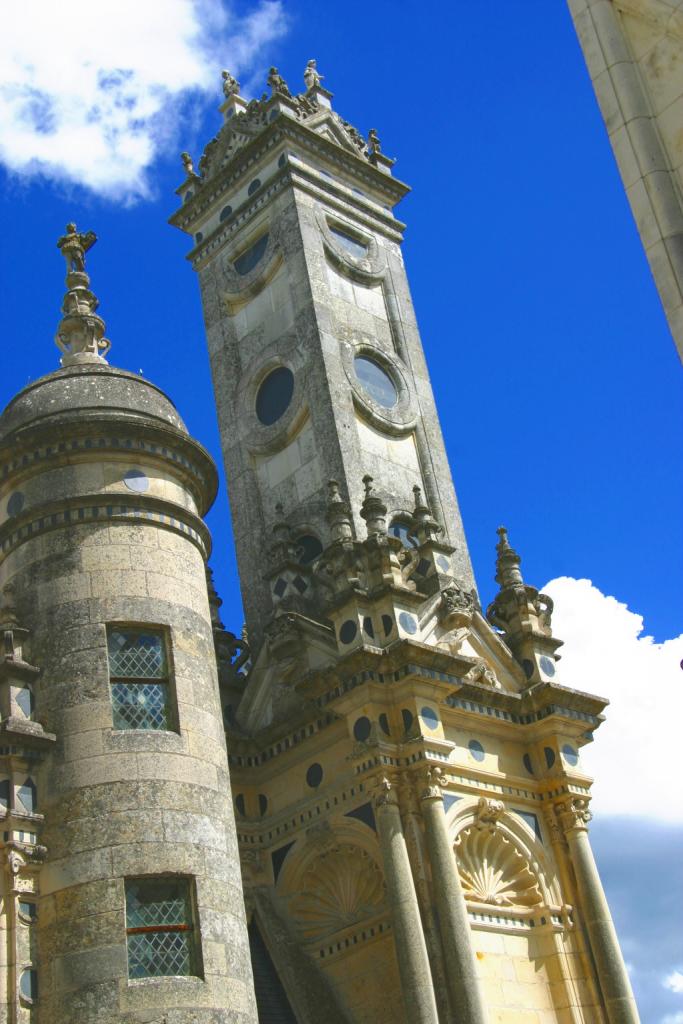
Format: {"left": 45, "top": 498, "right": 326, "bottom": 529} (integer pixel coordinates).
{"left": 373, "top": 775, "right": 396, "bottom": 809}
{"left": 267, "top": 66, "right": 291, "bottom": 97}
{"left": 303, "top": 59, "right": 322, "bottom": 91}
{"left": 463, "top": 659, "right": 498, "bottom": 688}
{"left": 441, "top": 583, "right": 479, "bottom": 617}
{"left": 181, "top": 151, "right": 196, "bottom": 176}
{"left": 360, "top": 475, "right": 387, "bottom": 538}
{"left": 55, "top": 223, "right": 111, "bottom": 363}
{"left": 556, "top": 797, "right": 592, "bottom": 835}
{"left": 419, "top": 765, "right": 444, "bottom": 801}
{"left": 289, "top": 844, "right": 384, "bottom": 940}
{"left": 474, "top": 797, "right": 505, "bottom": 831}
{"left": 367, "top": 128, "right": 381, "bottom": 155}
{"left": 57, "top": 222, "right": 97, "bottom": 274}
{"left": 455, "top": 826, "right": 543, "bottom": 908}
{"left": 221, "top": 69, "right": 240, "bottom": 97}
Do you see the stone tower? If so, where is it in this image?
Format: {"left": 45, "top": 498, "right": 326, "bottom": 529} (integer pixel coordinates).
{"left": 170, "top": 65, "right": 474, "bottom": 648}
{"left": 0, "top": 228, "right": 258, "bottom": 1023}
{"left": 172, "top": 63, "right": 641, "bottom": 1024}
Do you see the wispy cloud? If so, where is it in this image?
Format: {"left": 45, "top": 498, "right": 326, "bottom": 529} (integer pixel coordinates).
{"left": 543, "top": 577, "right": 683, "bottom": 823}
{"left": 0, "top": 0, "right": 286, "bottom": 200}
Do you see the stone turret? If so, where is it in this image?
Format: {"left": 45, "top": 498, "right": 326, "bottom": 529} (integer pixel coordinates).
{"left": 0, "top": 229, "right": 258, "bottom": 1024}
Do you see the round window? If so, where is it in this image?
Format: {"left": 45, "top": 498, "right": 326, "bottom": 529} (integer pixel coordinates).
{"left": 354, "top": 355, "right": 397, "bottom": 408}
{"left": 256, "top": 367, "right": 294, "bottom": 426}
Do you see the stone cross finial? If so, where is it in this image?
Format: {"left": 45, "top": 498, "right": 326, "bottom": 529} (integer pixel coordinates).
{"left": 221, "top": 69, "right": 240, "bottom": 97}
{"left": 303, "top": 59, "right": 323, "bottom": 91}
{"left": 55, "top": 223, "right": 111, "bottom": 366}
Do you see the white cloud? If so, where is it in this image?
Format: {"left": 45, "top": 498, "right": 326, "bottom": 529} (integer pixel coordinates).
{"left": 664, "top": 971, "right": 683, "bottom": 994}
{"left": 662, "top": 1014, "right": 683, "bottom": 1024}
{"left": 0, "top": 0, "right": 286, "bottom": 199}
{"left": 542, "top": 577, "right": 683, "bottom": 823}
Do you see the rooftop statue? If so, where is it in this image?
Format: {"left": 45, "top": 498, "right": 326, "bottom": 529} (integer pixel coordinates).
{"left": 57, "top": 222, "right": 97, "bottom": 275}
{"left": 181, "top": 151, "right": 196, "bottom": 176}
{"left": 267, "top": 66, "right": 291, "bottom": 97}
{"left": 222, "top": 69, "right": 240, "bottom": 97}
{"left": 303, "top": 59, "right": 323, "bottom": 91}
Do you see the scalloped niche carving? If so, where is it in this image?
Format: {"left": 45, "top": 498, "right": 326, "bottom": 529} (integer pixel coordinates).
{"left": 455, "top": 826, "right": 543, "bottom": 908}
{"left": 288, "top": 844, "right": 385, "bottom": 940}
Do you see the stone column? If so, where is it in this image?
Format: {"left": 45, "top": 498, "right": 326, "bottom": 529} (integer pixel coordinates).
{"left": 419, "top": 772, "right": 488, "bottom": 1024}
{"left": 557, "top": 799, "right": 640, "bottom": 1024}
{"left": 374, "top": 777, "right": 439, "bottom": 1024}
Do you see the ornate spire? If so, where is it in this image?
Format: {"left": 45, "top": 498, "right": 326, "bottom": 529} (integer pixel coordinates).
{"left": 494, "top": 526, "right": 524, "bottom": 589}
{"left": 410, "top": 484, "right": 441, "bottom": 545}
{"left": 55, "top": 223, "right": 111, "bottom": 366}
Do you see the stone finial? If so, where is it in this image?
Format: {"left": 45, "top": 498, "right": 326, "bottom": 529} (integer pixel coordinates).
{"left": 267, "top": 67, "right": 291, "bottom": 98}
{"left": 303, "top": 59, "right": 323, "bottom": 91}
{"left": 326, "top": 479, "right": 353, "bottom": 541}
{"left": 410, "top": 483, "right": 441, "bottom": 544}
{"left": 494, "top": 526, "right": 524, "bottom": 589}
{"left": 221, "top": 69, "right": 240, "bottom": 97}
{"left": 181, "top": 151, "right": 196, "bottom": 176}
{"left": 205, "top": 566, "right": 225, "bottom": 630}
{"left": 359, "top": 475, "right": 387, "bottom": 538}
{"left": 55, "top": 223, "right": 111, "bottom": 366}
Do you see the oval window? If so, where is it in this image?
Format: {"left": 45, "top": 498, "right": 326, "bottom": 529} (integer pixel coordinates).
{"left": 255, "top": 367, "right": 294, "bottom": 426}
{"left": 354, "top": 356, "right": 397, "bottom": 409}
{"left": 234, "top": 233, "right": 268, "bottom": 276}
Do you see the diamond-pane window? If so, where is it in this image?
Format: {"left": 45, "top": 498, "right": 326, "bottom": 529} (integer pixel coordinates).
{"left": 107, "top": 628, "right": 173, "bottom": 731}
{"left": 125, "top": 877, "right": 200, "bottom": 980}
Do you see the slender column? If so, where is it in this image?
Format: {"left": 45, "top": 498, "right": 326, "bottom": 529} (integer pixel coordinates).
{"left": 374, "top": 777, "right": 439, "bottom": 1024}
{"left": 419, "top": 771, "right": 488, "bottom": 1024}
{"left": 557, "top": 799, "right": 640, "bottom": 1024}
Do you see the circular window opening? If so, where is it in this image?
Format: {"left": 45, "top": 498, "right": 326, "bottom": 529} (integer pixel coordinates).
{"left": 562, "top": 744, "right": 579, "bottom": 767}
{"left": 256, "top": 367, "right": 294, "bottom": 426}
{"left": 420, "top": 706, "right": 439, "bottom": 729}
{"left": 296, "top": 534, "right": 323, "bottom": 565}
{"left": 389, "top": 520, "right": 417, "bottom": 548}
{"left": 354, "top": 355, "right": 397, "bottom": 409}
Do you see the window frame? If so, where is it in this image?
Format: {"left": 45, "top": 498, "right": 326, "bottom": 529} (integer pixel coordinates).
{"left": 106, "top": 624, "right": 178, "bottom": 734}
{"left": 124, "top": 875, "right": 203, "bottom": 982}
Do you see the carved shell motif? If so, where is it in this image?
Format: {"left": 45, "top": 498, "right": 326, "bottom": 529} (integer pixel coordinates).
{"left": 455, "top": 826, "right": 543, "bottom": 908}
{"left": 289, "top": 845, "right": 385, "bottom": 940}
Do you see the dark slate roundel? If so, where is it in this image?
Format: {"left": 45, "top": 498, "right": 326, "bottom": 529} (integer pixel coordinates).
{"left": 382, "top": 614, "right": 394, "bottom": 637}
{"left": 562, "top": 744, "right": 579, "bottom": 767}
{"left": 420, "top": 706, "right": 439, "bottom": 729}
{"left": 401, "top": 708, "right": 413, "bottom": 732}
{"left": 219, "top": 204, "right": 233, "bottom": 222}
{"left": 247, "top": 177, "right": 262, "bottom": 196}
{"left": 544, "top": 746, "right": 556, "bottom": 769}
{"left": 468, "top": 739, "right": 485, "bottom": 762}
{"left": 353, "top": 716, "right": 372, "bottom": 742}
{"left": 522, "top": 659, "right": 535, "bottom": 680}
{"left": 523, "top": 753, "right": 534, "bottom": 775}
{"left": 379, "top": 713, "right": 391, "bottom": 736}
{"left": 258, "top": 794, "right": 268, "bottom": 816}
{"left": 255, "top": 367, "right": 294, "bottom": 426}
{"left": 195, "top": 232, "right": 203, "bottom": 244}
{"left": 306, "top": 762, "right": 323, "bottom": 788}
{"left": 235, "top": 793, "right": 246, "bottom": 816}
{"left": 362, "top": 616, "right": 374, "bottom": 639}
{"left": 539, "top": 655, "right": 556, "bottom": 677}
{"left": 7, "top": 491, "right": 24, "bottom": 517}
{"left": 398, "top": 611, "right": 417, "bottom": 635}
{"left": 339, "top": 619, "right": 357, "bottom": 645}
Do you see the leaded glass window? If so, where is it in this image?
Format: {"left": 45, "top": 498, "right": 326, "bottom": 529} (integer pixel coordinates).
{"left": 107, "top": 628, "right": 173, "bottom": 731}
{"left": 125, "top": 877, "right": 200, "bottom": 979}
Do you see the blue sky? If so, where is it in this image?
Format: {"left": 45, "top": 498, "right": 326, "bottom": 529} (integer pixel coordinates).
{"left": 1, "top": 2, "right": 681, "bottom": 1020}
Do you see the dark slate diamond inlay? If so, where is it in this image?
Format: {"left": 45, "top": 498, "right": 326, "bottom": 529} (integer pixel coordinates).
{"left": 273, "top": 578, "right": 287, "bottom": 598}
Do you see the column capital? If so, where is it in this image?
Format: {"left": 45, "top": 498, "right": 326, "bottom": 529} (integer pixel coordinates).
{"left": 373, "top": 774, "right": 400, "bottom": 810}
{"left": 418, "top": 765, "right": 445, "bottom": 803}
{"left": 555, "top": 796, "right": 592, "bottom": 836}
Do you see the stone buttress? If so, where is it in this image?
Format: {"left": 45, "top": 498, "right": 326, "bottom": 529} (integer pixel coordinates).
{"left": 173, "top": 64, "right": 641, "bottom": 1024}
